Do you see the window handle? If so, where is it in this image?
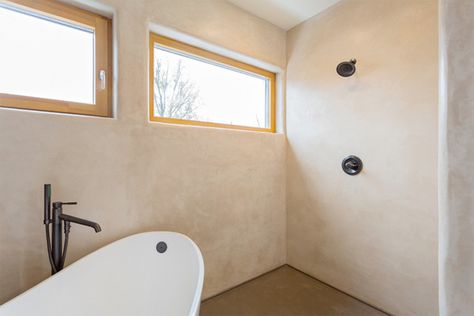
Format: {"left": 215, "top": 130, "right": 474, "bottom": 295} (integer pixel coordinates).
{"left": 99, "top": 70, "right": 106, "bottom": 90}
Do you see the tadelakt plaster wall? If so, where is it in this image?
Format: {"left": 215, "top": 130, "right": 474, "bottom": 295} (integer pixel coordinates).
{"left": 439, "top": 0, "right": 474, "bottom": 314}
{"left": 286, "top": 1, "right": 438, "bottom": 315}
{"left": 0, "top": 0, "right": 287, "bottom": 304}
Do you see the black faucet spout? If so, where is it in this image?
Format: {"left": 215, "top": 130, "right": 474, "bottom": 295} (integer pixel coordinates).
{"left": 45, "top": 196, "right": 103, "bottom": 274}
{"left": 59, "top": 214, "right": 102, "bottom": 232}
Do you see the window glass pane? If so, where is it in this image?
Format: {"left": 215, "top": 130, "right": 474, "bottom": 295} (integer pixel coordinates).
{"left": 153, "top": 46, "right": 269, "bottom": 129}
{"left": 0, "top": 5, "right": 94, "bottom": 104}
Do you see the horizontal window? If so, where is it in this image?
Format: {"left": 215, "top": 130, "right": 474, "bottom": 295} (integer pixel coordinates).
{"left": 0, "top": 0, "right": 112, "bottom": 117}
{"left": 149, "top": 34, "right": 276, "bottom": 132}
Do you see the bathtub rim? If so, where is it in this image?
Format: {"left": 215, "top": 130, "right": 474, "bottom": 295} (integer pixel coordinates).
{"left": 0, "top": 231, "right": 205, "bottom": 316}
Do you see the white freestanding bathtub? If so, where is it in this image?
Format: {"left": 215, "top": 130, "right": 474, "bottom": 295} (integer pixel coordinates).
{"left": 0, "top": 232, "right": 204, "bottom": 316}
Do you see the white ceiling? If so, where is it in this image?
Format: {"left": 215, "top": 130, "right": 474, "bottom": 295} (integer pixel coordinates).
{"left": 227, "top": 0, "right": 342, "bottom": 30}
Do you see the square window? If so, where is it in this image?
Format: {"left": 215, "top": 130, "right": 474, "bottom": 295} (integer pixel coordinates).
{"left": 0, "top": 0, "right": 112, "bottom": 116}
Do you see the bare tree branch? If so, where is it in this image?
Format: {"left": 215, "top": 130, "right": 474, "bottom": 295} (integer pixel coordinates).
{"left": 153, "top": 59, "right": 200, "bottom": 120}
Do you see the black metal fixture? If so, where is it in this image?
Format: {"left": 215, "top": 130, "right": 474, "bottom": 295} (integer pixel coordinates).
{"left": 342, "top": 155, "right": 363, "bottom": 175}
{"left": 336, "top": 59, "right": 357, "bottom": 77}
{"left": 156, "top": 241, "right": 168, "bottom": 253}
{"left": 44, "top": 184, "right": 101, "bottom": 274}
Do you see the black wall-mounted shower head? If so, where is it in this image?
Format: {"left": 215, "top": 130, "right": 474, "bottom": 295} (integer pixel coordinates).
{"left": 336, "top": 59, "right": 357, "bottom": 77}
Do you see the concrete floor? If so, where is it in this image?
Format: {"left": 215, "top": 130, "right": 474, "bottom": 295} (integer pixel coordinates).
{"left": 200, "top": 266, "right": 387, "bottom": 316}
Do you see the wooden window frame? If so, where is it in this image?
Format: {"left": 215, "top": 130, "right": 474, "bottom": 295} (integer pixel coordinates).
{"left": 149, "top": 33, "right": 276, "bottom": 133}
{"left": 0, "top": 0, "right": 113, "bottom": 117}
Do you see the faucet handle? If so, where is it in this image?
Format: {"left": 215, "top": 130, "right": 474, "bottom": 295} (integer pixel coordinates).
{"left": 52, "top": 201, "right": 78, "bottom": 209}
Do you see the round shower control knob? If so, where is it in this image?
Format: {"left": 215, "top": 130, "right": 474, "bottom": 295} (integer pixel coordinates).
{"left": 342, "top": 155, "right": 363, "bottom": 176}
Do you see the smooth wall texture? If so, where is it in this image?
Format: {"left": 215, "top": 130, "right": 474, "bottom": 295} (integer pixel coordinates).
{"left": 0, "top": 0, "right": 286, "bottom": 304}
{"left": 439, "top": 0, "right": 474, "bottom": 314}
{"left": 286, "top": 1, "right": 438, "bottom": 315}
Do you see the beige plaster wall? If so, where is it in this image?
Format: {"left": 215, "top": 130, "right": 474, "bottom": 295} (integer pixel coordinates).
{"left": 439, "top": 0, "right": 474, "bottom": 314}
{"left": 286, "top": 1, "right": 438, "bottom": 315}
{"left": 0, "top": 0, "right": 287, "bottom": 304}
